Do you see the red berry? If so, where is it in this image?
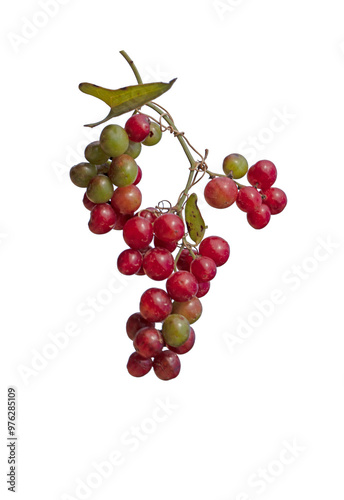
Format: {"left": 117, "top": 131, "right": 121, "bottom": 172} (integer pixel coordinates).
{"left": 154, "top": 235, "right": 177, "bottom": 252}
{"left": 126, "top": 313, "right": 154, "bottom": 341}
{"left": 153, "top": 350, "right": 181, "bottom": 380}
{"left": 135, "top": 208, "right": 157, "bottom": 224}
{"left": 172, "top": 297, "right": 202, "bottom": 324}
{"left": 125, "top": 114, "right": 150, "bottom": 143}
{"left": 110, "top": 185, "right": 142, "bottom": 215}
{"left": 196, "top": 281, "right": 210, "bottom": 298}
{"left": 261, "top": 187, "right": 287, "bottom": 214}
{"left": 247, "top": 204, "right": 271, "bottom": 229}
{"left": 123, "top": 217, "right": 153, "bottom": 250}
{"left": 83, "top": 192, "right": 96, "bottom": 211}
{"left": 153, "top": 213, "right": 185, "bottom": 243}
{"left": 247, "top": 160, "right": 277, "bottom": 190}
{"left": 190, "top": 256, "right": 217, "bottom": 282}
{"left": 168, "top": 327, "right": 195, "bottom": 355}
{"left": 166, "top": 271, "right": 199, "bottom": 302}
{"left": 143, "top": 248, "right": 174, "bottom": 281}
{"left": 204, "top": 177, "right": 238, "bottom": 209}
{"left": 113, "top": 211, "right": 132, "bottom": 231}
{"left": 117, "top": 249, "right": 143, "bottom": 275}
{"left": 133, "top": 327, "right": 164, "bottom": 358}
{"left": 199, "top": 236, "right": 230, "bottom": 267}
{"left": 140, "top": 288, "right": 172, "bottom": 322}
{"left": 176, "top": 249, "right": 198, "bottom": 271}
{"left": 236, "top": 187, "right": 262, "bottom": 213}
{"left": 88, "top": 204, "right": 117, "bottom": 234}
{"left": 133, "top": 165, "right": 142, "bottom": 185}
{"left": 127, "top": 352, "right": 152, "bottom": 377}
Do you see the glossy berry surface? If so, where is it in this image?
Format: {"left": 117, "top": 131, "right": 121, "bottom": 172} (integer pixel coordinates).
{"left": 112, "top": 211, "right": 132, "bottom": 230}
{"left": 127, "top": 352, "right": 152, "bottom": 377}
{"left": 88, "top": 204, "right": 117, "bottom": 234}
{"left": 133, "top": 327, "right": 164, "bottom": 358}
{"left": 162, "top": 314, "right": 190, "bottom": 347}
{"left": 247, "top": 204, "right": 271, "bottom": 229}
{"left": 126, "top": 313, "right": 154, "bottom": 341}
{"left": 153, "top": 350, "right": 181, "bottom": 380}
{"left": 166, "top": 271, "right": 199, "bottom": 302}
{"left": 176, "top": 249, "right": 198, "bottom": 271}
{"left": 196, "top": 281, "right": 210, "bottom": 298}
{"left": 117, "top": 249, "right": 143, "bottom": 275}
{"left": 247, "top": 160, "right": 277, "bottom": 190}
{"left": 222, "top": 153, "right": 248, "bottom": 179}
{"left": 84, "top": 141, "right": 109, "bottom": 165}
{"left": 199, "top": 236, "right": 230, "bottom": 267}
{"left": 86, "top": 175, "right": 114, "bottom": 204}
{"left": 133, "top": 166, "right": 142, "bottom": 185}
{"left": 111, "top": 185, "right": 142, "bottom": 214}
{"left": 190, "top": 256, "right": 217, "bottom": 282}
{"left": 99, "top": 124, "right": 129, "bottom": 157}
{"left": 172, "top": 296, "right": 202, "bottom": 324}
{"left": 70, "top": 162, "right": 97, "bottom": 188}
{"left": 153, "top": 235, "right": 177, "bottom": 252}
{"left": 83, "top": 192, "right": 96, "bottom": 211}
{"left": 204, "top": 177, "right": 238, "bottom": 209}
{"left": 168, "top": 327, "right": 195, "bottom": 355}
{"left": 236, "top": 186, "right": 262, "bottom": 213}
{"left": 125, "top": 114, "right": 150, "bottom": 143}
{"left": 142, "top": 122, "right": 162, "bottom": 146}
{"left": 136, "top": 208, "right": 157, "bottom": 224}
{"left": 154, "top": 214, "right": 185, "bottom": 243}
{"left": 108, "top": 154, "right": 138, "bottom": 187}
{"left": 123, "top": 217, "right": 153, "bottom": 250}
{"left": 261, "top": 187, "right": 287, "bottom": 214}
{"left": 140, "top": 288, "right": 172, "bottom": 322}
{"left": 125, "top": 140, "right": 142, "bottom": 159}
{"left": 143, "top": 248, "right": 174, "bottom": 281}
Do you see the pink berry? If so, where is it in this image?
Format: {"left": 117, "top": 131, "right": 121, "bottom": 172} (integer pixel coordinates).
{"left": 236, "top": 187, "right": 262, "bottom": 213}
{"left": 88, "top": 204, "right": 117, "bottom": 234}
{"left": 247, "top": 160, "right": 277, "bottom": 190}
{"left": 261, "top": 187, "right": 287, "bottom": 214}
{"left": 126, "top": 313, "right": 154, "bottom": 341}
{"left": 154, "top": 213, "right": 185, "bottom": 243}
{"left": 204, "top": 177, "right": 238, "bottom": 209}
{"left": 166, "top": 271, "right": 199, "bottom": 302}
{"left": 123, "top": 217, "right": 153, "bottom": 250}
{"left": 153, "top": 350, "right": 181, "bottom": 380}
{"left": 117, "top": 249, "right": 143, "bottom": 275}
{"left": 190, "top": 256, "right": 217, "bottom": 282}
{"left": 176, "top": 249, "right": 198, "bottom": 271}
{"left": 133, "top": 165, "right": 142, "bottom": 185}
{"left": 127, "top": 352, "right": 152, "bottom": 377}
{"left": 140, "top": 288, "right": 173, "bottom": 322}
{"left": 133, "top": 327, "right": 164, "bottom": 358}
{"left": 199, "top": 236, "right": 230, "bottom": 267}
{"left": 196, "top": 281, "right": 210, "bottom": 298}
{"left": 247, "top": 205, "right": 271, "bottom": 229}
{"left": 142, "top": 248, "right": 175, "bottom": 281}
{"left": 154, "top": 235, "right": 178, "bottom": 252}
{"left": 168, "top": 327, "right": 195, "bottom": 355}
{"left": 125, "top": 114, "right": 150, "bottom": 143}
{"left": 83, "top": 192, "right": 96, "bottom": 211}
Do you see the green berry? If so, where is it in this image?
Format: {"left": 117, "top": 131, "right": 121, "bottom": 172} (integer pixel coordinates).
{"left": 222, "top": 154, "right": 248, "bottom": 179}
{"left": 86, "top": 175, "right": 114, "bottom": 203}
{"left": 70, "top": 162, "right": 97, "bottom": 187}
{"left": 162, "top": 314, "right": 190, "bottom": 347}
{"left": 100, "top": 125, "right": 129, "bottom": 157}
{"left": 85, "top": 141, "right": 109, "bottom": 165}
{"left": 96, "top": 161, "right": 111, "bottom": 175}
{"left": 125, "top": 140, "right": 142, "bottom": 159}
{"left": 108, "top": 154, "right": 138, "bottom": 187}
{"left": 142, "top": 122, "right": 162, "bottom": 146}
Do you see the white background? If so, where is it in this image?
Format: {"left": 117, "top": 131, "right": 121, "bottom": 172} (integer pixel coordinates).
{"left": 1, "top": 0, "right": 344, "bottom": 499}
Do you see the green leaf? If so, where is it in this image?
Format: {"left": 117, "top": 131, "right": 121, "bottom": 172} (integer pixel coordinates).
{"left": 185, "top": 193, "right": 206, "bottom": 245}
{"left": 79, "top": 79, "right": 177, "bottom": 128}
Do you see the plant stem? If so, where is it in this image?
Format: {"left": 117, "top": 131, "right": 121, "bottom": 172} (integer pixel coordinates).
{"left": 119, "top": 50, "right": 143, "bottom": 85}
{"left": 206, "top": 169, "right": 246, "bottom": 189}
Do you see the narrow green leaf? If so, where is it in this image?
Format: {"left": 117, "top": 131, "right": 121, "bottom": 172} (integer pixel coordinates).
{"left": 185, "top": 194, "right": 206, "bottom": 245}
{"left": 79, "top": 79, "right": 177, "bottom": 128}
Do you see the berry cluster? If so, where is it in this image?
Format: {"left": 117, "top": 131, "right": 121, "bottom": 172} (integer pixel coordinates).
{"left": 204, "top": 155, "right": 287, "bottom": 229}
{"left": 70, "top": 51, "right": 287, "bottom": 381}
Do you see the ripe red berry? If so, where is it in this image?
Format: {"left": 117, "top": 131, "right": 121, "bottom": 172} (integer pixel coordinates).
{"left": 261, "top": 187, "right": 287, "bottom": 214}
{"left": 133, "top": 165, "right": 142, "bottom": 185}
{"left": 236, "top": 187, "right": 262, "bottom": 213}
{"left": 168, "top": 327, "right": 195, "bottom": 355}
{"left": 135, "top": 208, "right": 157, "bottom": 224}
{"left": 88, "top": 204, "right": 117, "bottom": 234}
{"left": 127, "top": 352, "right": 153, "bottom": 377}
{"left": 126, "top": 313, "right": 154, "bottom": 341}
{"left": 133, "top": 327, "right": 164, "bottom": 358}
{"left": 153, "top": 350, "right": 181, "bottom": 380}
{"left": 196, "top": 281, "right": 210, "bottom": 298}
{"left": 125, "top": 114, "right": 150, "bottom": 143}
{"left": 247, "top": 160, "right": 277, "bottom": 190}
{"left": 247, "top": 204, "right": 271, "bottom": 229}
{"left": 153, "top": 213, "right": 185, "bottom": 243}
{"left": 154, "top": 236, "right": 177, "bottom": 252}
{"left": 172, "top": 296, "right": 202, "bottom": 324}
{"left": 123, "top": 217, "right": 153, "bottom": 250}
{"left": 166, "top": 271, "right": 199, "bottom": 302}
{"left": 176, "top": 248, "right": 198, "bottom": 271}
{"left": 110, "top": 185, "right": 142, "bottom": 214}
{"left": 142, "top": 248, "right": 174, "bottom": 281}
{"left": 190, "top": 256, "right": 217, "bottom": 282}
{"left": 140, "top": 288, "right": 172, "bottom": 322}
{"left": 199, "top": 236, "right": 230, "bottom": 267}
{"left": 113, "top": 211, "right": 132, "bottom": 231}
{"left": 204, "top": 177, "right": 238, "bottom": 209}
{"left": 83, "top": 192, "right": 96, "bottom": 211}
{"left": 117, "top": 249, "right": 143, "bottom": 275}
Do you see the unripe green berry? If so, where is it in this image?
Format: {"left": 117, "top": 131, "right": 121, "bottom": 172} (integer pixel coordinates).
{"left": 162, "top": 314, "right": 190, "bottom": 347}
{"left": 108, "top": 154, "right": 138, "bottom": 187}
{"left": 125, "top": 140, "right": 142, "bottom": 159}
{"left": 85, "top": 141, "right": 110, "bottom": 165}
{"left": 142, "top": 122, "right": 162, "bottom": 146}
{"left": 86, "top": 174, "right": 114, "bottom": 203}
{"left": 222, "top": 154, "right": 248, "bottom": 179}
{"left": 70, "top": 162, "right": 97, "bottom": 187}
{"left": 100, "top": 125, "right": 129, "bottom": 157}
